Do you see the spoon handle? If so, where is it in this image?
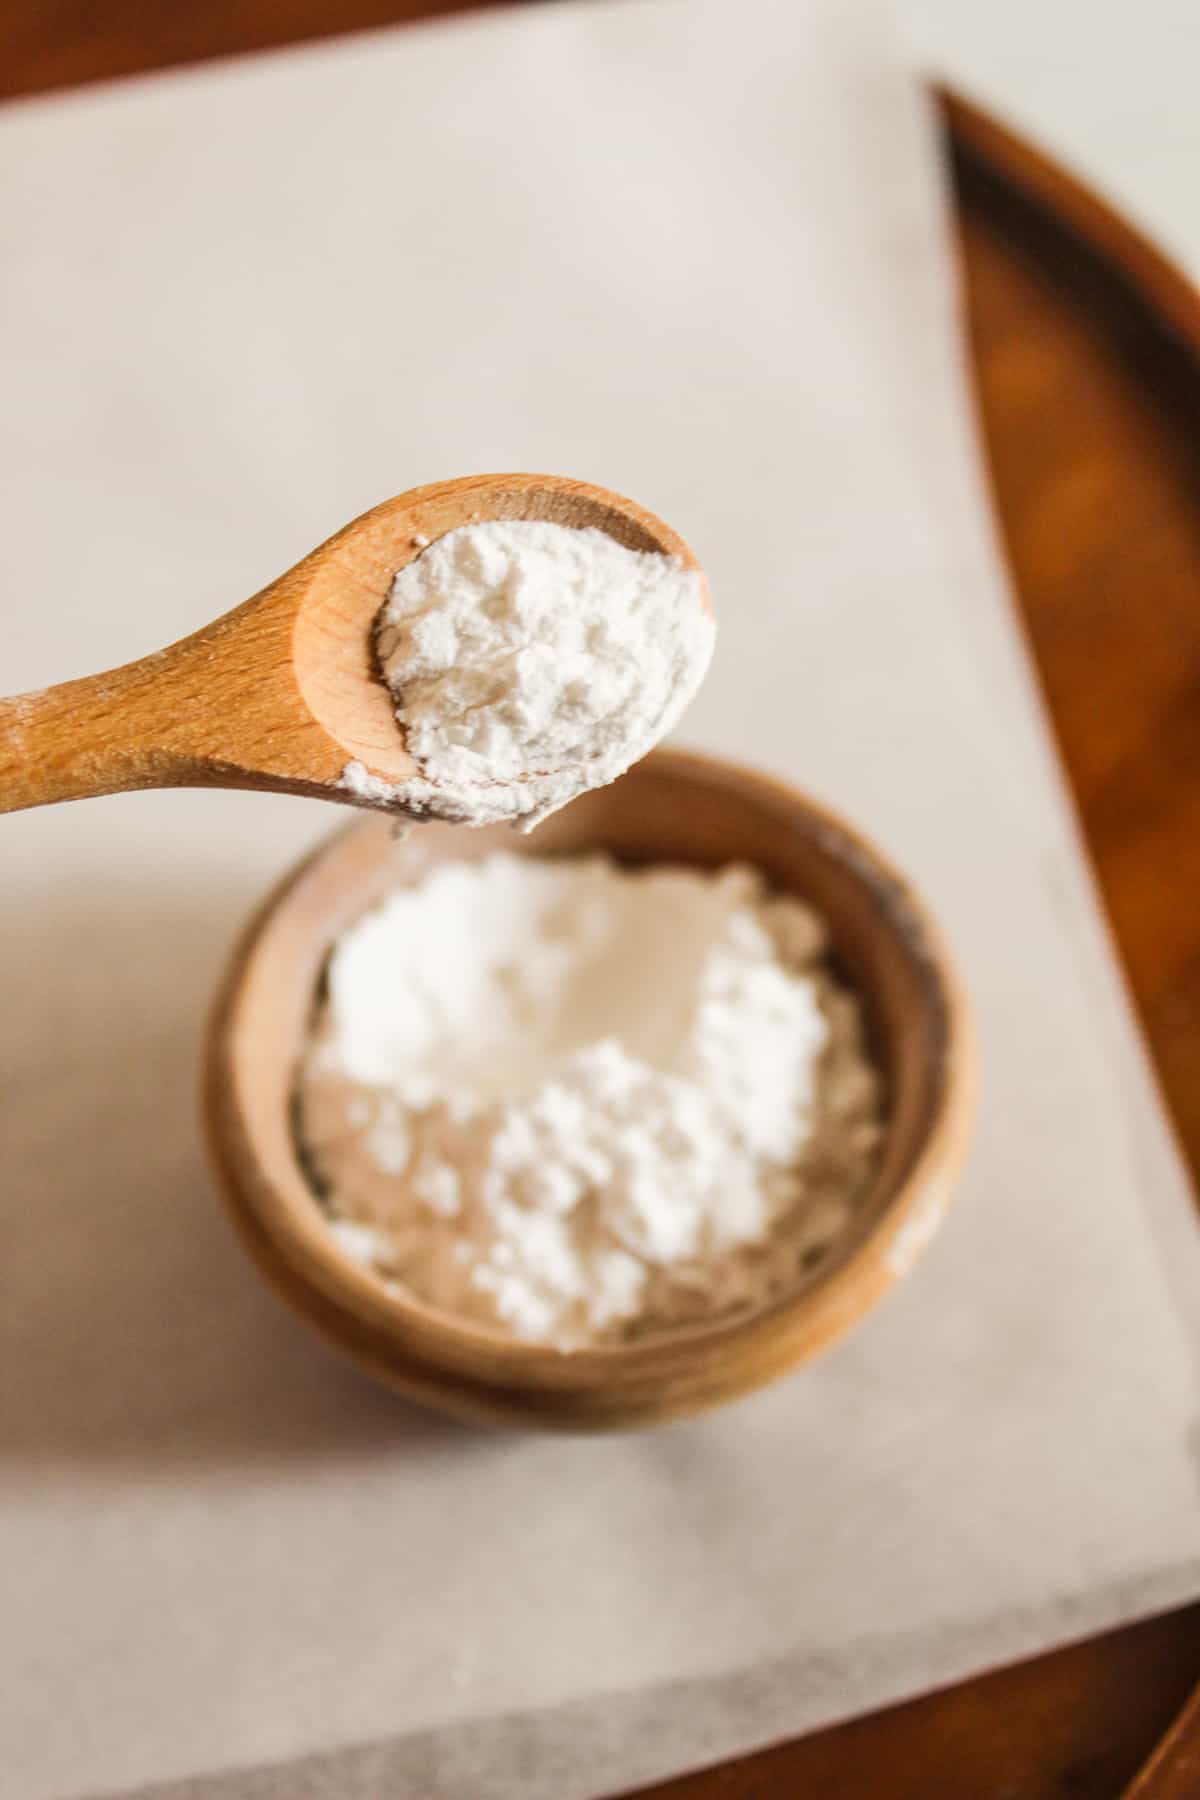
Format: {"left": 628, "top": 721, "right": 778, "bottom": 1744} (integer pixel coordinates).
{"left": 0, "top": 657, "right": 202, "bottom": 813}
{"left": 0, "top": 600, "right": 358, "bottom": 814}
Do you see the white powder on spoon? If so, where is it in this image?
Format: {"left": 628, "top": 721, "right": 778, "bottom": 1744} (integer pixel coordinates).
{"left": 297, "top": 853, "right": 883, "bottom": 1347}
{"left": 343, "top": 520, "right": 714, "bottom": 829}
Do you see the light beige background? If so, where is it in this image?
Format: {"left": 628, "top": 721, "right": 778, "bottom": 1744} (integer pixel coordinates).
{"left": 904, "top": 0, "right": 1200, "bottom": 278}
{"left": 1, "top": 2, "right": 1198, "bottom": 1796}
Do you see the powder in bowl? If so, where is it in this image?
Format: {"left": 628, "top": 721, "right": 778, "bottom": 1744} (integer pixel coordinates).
{"left": 345, "top": 520, "right": 714, "bottom": 830}
{"left": 296, "top": 852, "right": 884, "bottom": 1349}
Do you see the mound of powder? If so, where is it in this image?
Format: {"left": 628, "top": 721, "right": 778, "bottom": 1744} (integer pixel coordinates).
{"left": 297, "top": 853, "right": 884, "bottom": 1348}
{"left": 346, "top": 521, "right": 713, "bottom": 830}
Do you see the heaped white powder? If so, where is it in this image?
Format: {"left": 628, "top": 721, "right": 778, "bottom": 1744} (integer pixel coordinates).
{"left": 297, "top": 854, "right": 884, "bottom": 1347}
{"left": 344, "top": 521, "right": 713, "bottom": 830}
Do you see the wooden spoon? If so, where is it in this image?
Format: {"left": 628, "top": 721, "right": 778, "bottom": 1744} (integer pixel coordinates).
{"left": 0, "top": 473, "right": 707, "bottom": 817}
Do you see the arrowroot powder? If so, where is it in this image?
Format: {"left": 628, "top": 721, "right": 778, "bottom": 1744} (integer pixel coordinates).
{"left": 296, "top": 853, "right": 884, "bottom": 1347}
{"left": 342, "top": 520, "right": 714, "bottom": 829}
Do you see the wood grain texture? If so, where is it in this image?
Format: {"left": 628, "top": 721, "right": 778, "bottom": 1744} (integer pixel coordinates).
{"left": 0, "top": 492, "right": 413, "bottom": 812}
{"left": 946, "top": 91, "right": 1200, "bottom": 1186}
{"left": 1127, "top": 1683, "right": 1200, "bottom": 1800}
{"left": 0, "top": 473, "right": 702, "bottom": 815}
{"left": 3, "top": 3, "right": 1199, "bottom": 1792}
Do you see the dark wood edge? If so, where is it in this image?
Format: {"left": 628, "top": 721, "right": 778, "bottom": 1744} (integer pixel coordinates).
{"left": 1125, "top": 1684, "right": 1200, "bottom": 1800}
{"left": 940, "top": 85, "right": 1200, "bottom": 1800}
{"left": 938, "top": 86, "right": 1200, "bottom": 365}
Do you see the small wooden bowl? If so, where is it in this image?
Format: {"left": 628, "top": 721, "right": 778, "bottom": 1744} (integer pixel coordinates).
{"left": 205, "top": 749, "right": 975, "bottom": 1430}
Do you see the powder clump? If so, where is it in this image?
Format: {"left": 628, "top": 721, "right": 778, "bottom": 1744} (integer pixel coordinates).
{"left": 298, "top": 853, "right": 884, "bottom": 1348}
{"left": 362, "top": 520, "right": 713, "bottom": 829}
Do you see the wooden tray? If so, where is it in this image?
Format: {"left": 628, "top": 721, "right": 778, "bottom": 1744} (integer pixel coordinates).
{"left": 4, "top": 11, "right": 1199, "bottom": 1795}
{"left": 622, "top": 91, "right": 1200, "bottom": 1800}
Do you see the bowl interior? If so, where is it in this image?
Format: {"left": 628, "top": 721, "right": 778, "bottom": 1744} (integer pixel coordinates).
{"left": 209, "top": 749, "right": 966, "bottom": 1423}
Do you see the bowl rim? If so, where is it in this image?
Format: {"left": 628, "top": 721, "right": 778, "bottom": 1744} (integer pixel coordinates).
{"left": 204, "top": 746, "right": 976, "bottom": 1414}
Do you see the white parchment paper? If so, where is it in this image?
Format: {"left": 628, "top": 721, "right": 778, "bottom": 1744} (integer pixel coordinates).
{"left": 1, "top": 3, "right": 1198, "bottom": 1796}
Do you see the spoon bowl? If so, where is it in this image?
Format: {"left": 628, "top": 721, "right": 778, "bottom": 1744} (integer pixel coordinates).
{"left": 0, "top": 474, "right": 708, "bottom": 815}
